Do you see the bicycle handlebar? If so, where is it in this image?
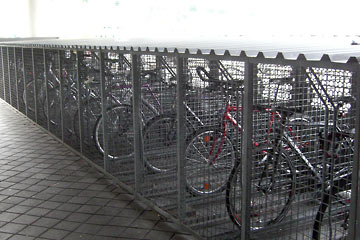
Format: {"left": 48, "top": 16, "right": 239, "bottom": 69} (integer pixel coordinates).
{"left": 196, "top": 66, "right": 243, "bottom": 92}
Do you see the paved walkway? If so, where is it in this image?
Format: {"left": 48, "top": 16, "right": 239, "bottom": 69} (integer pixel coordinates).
{"left": 0, "top": 100, "right": 197, "bottom": 240}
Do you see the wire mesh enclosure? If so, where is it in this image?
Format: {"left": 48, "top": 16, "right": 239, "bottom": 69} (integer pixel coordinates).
{"left": 0, "top": 40, "right": 359, "bottom": 240}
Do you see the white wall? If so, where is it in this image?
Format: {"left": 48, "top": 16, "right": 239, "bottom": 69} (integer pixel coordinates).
{"left": 1, "top": 0, "right": 359, "bottom": 39}
{"left": 0, "top": 0, "right": 31, "bottom": 37}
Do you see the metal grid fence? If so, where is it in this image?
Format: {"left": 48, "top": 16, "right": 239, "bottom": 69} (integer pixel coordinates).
{"left": 0, "top": 42, "right": 359, "bottom": 240}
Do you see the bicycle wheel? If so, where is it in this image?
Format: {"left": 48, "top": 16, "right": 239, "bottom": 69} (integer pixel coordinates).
{"left": 142, "top": 113, "right": 194, "bottom": 173}
{"left": 23, "top": 80, "right": 43, "bottom": 112}
{"left": 226, "top": 146, "right": 295, "bottom": 230}
{"left": 184, "top": 127, "right": 236, "bottom": 195}
{"left": 94, "top": 104, "right": 134, "bottom": 160}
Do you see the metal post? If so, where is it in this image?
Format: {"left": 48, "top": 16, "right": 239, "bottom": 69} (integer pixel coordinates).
{"left": 76, "top": 50, "right": 84, "bottom": 154}
{"left": 176, "top": 55, "right": 186, "bottom": 221}
{"left": 241, "top": 60, "right": 254, "bottom": 240}
{"left": 7, "top": 48, "right": 12, "bottom": 106}
{"left": 1, "top": 47, "right": 6, "bottom": 101}
{"left": 348, "top": 69, "right": 360, "bottom": 240}
{"left": 209, "top": 60, "right": 219, "bottom": 89}
{"left": 58, "top": 50, "right": 64, "bottom": 142}
{"left": 132, "top": 53, "right": 144, "bottom": 194}
{"left": 14, "top": 48, "right": 19, "bottom": 110}
{"left": 99, "top": 50, "right": 109, "bottom": 171}
{"left": 22, "top": 48, "right": 28, "bottom": 117}
{"left": 43, "top": 48, "right": 50, "bottom": 130}
{"left": 32, "top": 48, "right": 38, "bottom": 123}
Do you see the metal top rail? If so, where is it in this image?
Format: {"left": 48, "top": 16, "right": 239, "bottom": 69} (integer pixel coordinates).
{"left": 1, "top": 36, "right": 360, "bottom": 64}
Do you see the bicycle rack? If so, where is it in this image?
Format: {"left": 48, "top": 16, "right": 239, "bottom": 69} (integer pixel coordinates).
{"left": 0, "top": 39, "right": 359, "bottom": 240}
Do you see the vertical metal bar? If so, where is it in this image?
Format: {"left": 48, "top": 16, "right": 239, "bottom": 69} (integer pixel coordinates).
{"left": 132, "top": 53, "right": 144, "bottom": 194}
{"left": 99, "top": 50, "right": 109, "bottom": 171}
{"left": 1, "top": 47, "right": 5, "bottom": 101}
{"left": 241, "top": 60, "right": 254, "bottom": 240}
{"left": 348, "top": 69, "right": 360, "bottom": 240}
{"left": 176, "top": 55, "right": 186, "bottom": 221}
{"left": 7, "top": 48, "right": 12, "bottom": 106}
{"left": 22, "top": 48, "right": 28, "bottom": 117}
{"left": 76, "top": 50, "right": 84, "bottom": 154}
{"left": 14, "top": 48, "right": 19, "bottom": 110}
{"left": 43, "top": 48, "right": 50, "bottom": 130}
{"left": 58, "top": 50, "right": 64, "bottom": 142}
{"left": 32, "top": 48, "right": 38, "bottom": 123}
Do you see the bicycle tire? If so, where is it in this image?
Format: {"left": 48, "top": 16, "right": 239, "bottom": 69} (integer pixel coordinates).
{"left": 142, "top": 113, "right": 194, "bottom": 173}
{"left": 94, "top": 104, "right": 135, "bottom": 160}
{"left": 184, "top": 126, "right": 236, "bottom": 196}
{"left": 226, "top": 145, "right": 295, "bottom": 230}
{"left": 23, "top": 80, "right": 42, "bottom": 112}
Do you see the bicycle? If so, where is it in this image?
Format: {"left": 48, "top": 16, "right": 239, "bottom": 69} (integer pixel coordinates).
{"left": 142, "top": 62, "right": 239, "bottom": 174}
{"left": 183, "top": 65, "right": 312, "bottom": 197}
{"left": 93, "top": 58, "right": 179, "bottom": 160}
{"left": 225, "top": 86, "right": 354, "bottom": 234}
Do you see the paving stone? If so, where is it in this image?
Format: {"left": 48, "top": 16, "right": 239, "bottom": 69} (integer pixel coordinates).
{"left": 0, "top": 101, "right": 196, "bottom": 240}
{"left": 121, "top": 227, "right": 150, "bottom": 239}
{"left": 39, "top": 228, "right": 70, "bottom": 240}
{"left": 7, "top": 235, "right": 35, "bottom": 240}
{"left": 86, "top": 215, "right": 113, "bottom": 225}
{"left": 44, "top": 210, "right": 71, "bottom": 220}
{"left": 32, "top": 217, "right": 60, "bottom": 228}
{"left": 25, "top": 207, "right": 51, "bottom": 217}
{"left": 62, "top": 232, "right": 93, "bottom": 240}
{"left": 2, "top": 197, "right": 27, "bottom": 205}
{"left": 97, "top": 225, "right": 126, "bottom": 237}
{"left": 145, "top": 230, "right": 174, "bottom": 240}
{"left": 53, "top": 221, "right": 81, "bottom": 232}
{"left": 0, "top": 232, "right": 12, "bottom": 240}
{"left": 18, "top": 225, "right": 48, "bottom": 237}
{"left": 18, "top": 199, "right": 43, "bottom": 207}
{"left": 12, "top": 215, "right": 39, "bottom": 225}
{"left": 56, "top": 203, "right": 81, "bottom": 212}
{"left": 74, "top": 223, "right": 102, "bottom": 235}
{"left": 6, "top": 205, "right": 32, "bottom": 214}
{"left": 107, "top": 216, "right": 133, "bottom": 227}
{"left": 0, "top": 222, "right": 27, "bottom": 234}
{"left": 0, "top": 212, "right": 20, "bottom": 222}
{"left": 64, "top": 213, "right": 92, "bottom": 223}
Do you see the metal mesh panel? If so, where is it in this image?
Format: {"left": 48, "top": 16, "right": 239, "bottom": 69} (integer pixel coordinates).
{"left": 75, "top": 50, "right": 104, "bottom": 166}
{"left": 32, "top": 48, "right": 47, "bottom": 128}
{"left": 23, "top": 48, "right": 36, "bottom": 121}
{"left": 2, "top": 47, "right": 10, "bottom": 104}
{"left": 45, "top": 50, "right": 62, "bottom": 138}
{"left": 58, "top": 50, "right": 80, "bottom": 150}
{"left": 8, "top": 48, "right": 15, "bottom": 107}
{"left": 0, "top": 47, "right": 4, "bottom": 100}
{"left": 8, "top": 47, "right": 17, "bottom": 108}
{"left": 181, "top": 58, "right": 244, "bottom": 239}
{"left": 99, "top": 51, "right": 135, "bottom": 178}
{"left": 15, "top": 48, "right": 26, "bottom": 114}
{"left": 243, "top": 64, "right": 356, "bottom": 239}
{"left": 0, "top": 43, "right": 358, "bottom": 240}
{"left": 140, "top": 55, "right": 179, "bottom": 216}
